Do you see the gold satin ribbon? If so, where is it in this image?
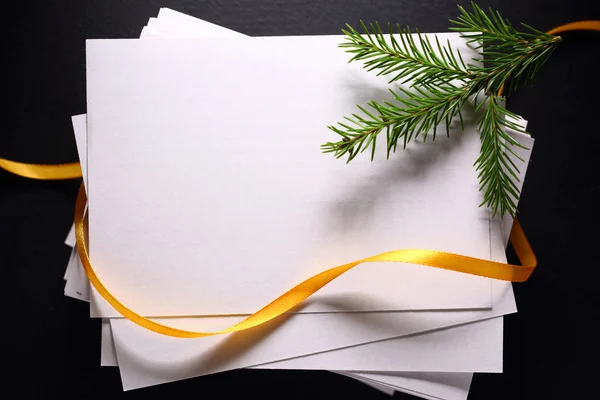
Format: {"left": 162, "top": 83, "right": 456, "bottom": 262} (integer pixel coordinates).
{"left": 4, "top": 19, "right": 599, "bottom": 338}
{"left": 0, "top": 158, "right": 82, "bottom": 180}
{"left": 546, "top": 20, "right": 600, "bottom": 35}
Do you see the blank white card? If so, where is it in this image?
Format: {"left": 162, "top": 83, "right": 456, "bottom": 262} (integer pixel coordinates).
{"left": 86, "top": 34, "right": 494, "bottom": 318}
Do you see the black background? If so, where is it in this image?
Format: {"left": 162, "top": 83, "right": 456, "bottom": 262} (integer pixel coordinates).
{"left": 3, "top": 1, "right": 600, "bottom": 399}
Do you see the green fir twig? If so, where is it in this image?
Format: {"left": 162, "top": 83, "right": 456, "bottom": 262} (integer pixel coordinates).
{"left": 323, "top": 2, "right": 562, "bottom": 217}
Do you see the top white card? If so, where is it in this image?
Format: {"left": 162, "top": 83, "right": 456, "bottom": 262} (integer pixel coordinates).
{"left": 86, "top": 33, "right": 494, "bottom": 317}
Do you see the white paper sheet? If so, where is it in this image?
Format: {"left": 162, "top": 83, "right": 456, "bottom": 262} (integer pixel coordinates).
{"left": 101, "top": 320, "right": 117, "bottom": 367}
{"left": 63, "top": 245, "right": 74, "bottom": 279}
{"left": 259, "top": 317, "right": 503, "bottom": 372}
{"left": 86, "top": 32, "right": 496, "bottom": 318}
{"left": 71, "top": 114, "right": 88, "bottom": 188}
{"left": 351, "top": 376, "right": 396, "bottom": 396}
{"left": 104, "top": 317, "right": 503, "bottom": 372}
{"left": 342, "top": 371, "right": 473, "bottom": 400}
{"left": 64, "top": 247, "right": 88, "bottom": 301}
{"left": 64, "top": 225, "right": 75, "bottom": 247}
{"left": 150, "top": 8, "right": 244, "bottom": 38}
{"left": 97, "top": 316, "right": 473, "bottom": 400}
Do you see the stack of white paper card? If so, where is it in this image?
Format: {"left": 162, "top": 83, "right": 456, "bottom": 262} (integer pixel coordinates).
{"left": 63, "top": 8, "right": 534, "bottom": 399}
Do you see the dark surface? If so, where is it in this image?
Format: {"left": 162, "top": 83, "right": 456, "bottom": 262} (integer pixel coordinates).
{"left": 3, "top": 1, "right": 600, "bottom": 399}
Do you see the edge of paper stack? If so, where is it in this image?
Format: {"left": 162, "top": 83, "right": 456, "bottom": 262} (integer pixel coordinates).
{"left": 62, "top": 8, "right": 534, "bottom": 399}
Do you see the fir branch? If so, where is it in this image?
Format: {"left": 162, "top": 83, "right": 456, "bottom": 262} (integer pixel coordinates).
{"left": 341, "top": 21, "right": 471, "bottom": 85}
{"left": 450, "top": 2, "right": 561, "bottom": 94}
{"left": 475, "top": 95, "right": 528, "bottom": 217}
{"left": 322, "top": 84, "right": 471, "bottom": 162}
{"left": 323, "top": 3, "right": 561, "bottom": 217}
